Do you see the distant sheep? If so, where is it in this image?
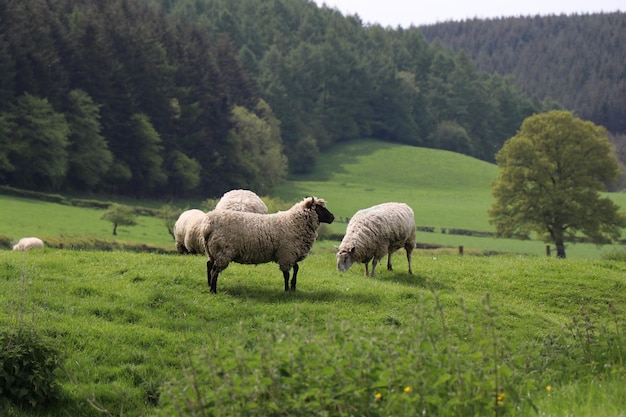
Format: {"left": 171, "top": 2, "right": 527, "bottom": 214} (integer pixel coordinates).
{"left": 336, "top": 202, "right": 415, "bottom": 276}
{"left": 174, "top": 209, "right": 206, "bottom": 254}
{"left": 214, "top": 189, "right": 268, "bottom": 214}
{"left": 12, "top": 237, "right": 44, "bottom": 251}
{"left": 203, "top": 196, "right": 334, "bottom": 293}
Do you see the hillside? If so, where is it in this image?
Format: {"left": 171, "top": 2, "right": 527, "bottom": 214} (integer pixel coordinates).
{"left": 419, "top": 12, "right": 626, "bottom": 135}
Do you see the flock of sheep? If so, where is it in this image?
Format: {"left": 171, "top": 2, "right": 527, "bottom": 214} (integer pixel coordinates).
{"left": 10, "top": 189, "right": 417, "bottom": 293}
{"left": 174, "top": 189, "right": 416, "bottom": 293}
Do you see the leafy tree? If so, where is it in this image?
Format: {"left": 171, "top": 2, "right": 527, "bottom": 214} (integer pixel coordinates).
{"left": 65, "top": 89, "right": 112, "bottom": 190}
{"left": 489, "top": 110, "right": 626, "bottom": 258}
{"left": 10, "top": 93, "right": 69, "bottom": 190}
{"left": 225, "top": 102, "right": 287, "bottom": 194}
{"left": 101, "top": 203, "right": 137, "bottom": 236}
{"left": 0, "top": 112, "right": 15, "bottom": 178}
{"left": 128, "top": 113, "right": 167, "bottom": 194}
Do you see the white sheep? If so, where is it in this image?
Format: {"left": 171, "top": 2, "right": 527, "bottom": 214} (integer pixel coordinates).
{"left": 174, "top": 191, "right": 268, "bottom": 255}
{"left": 12, "top": 237, "right": 44, "bottom": 251}
{"left": 174, "top": 209, "right": 206, "bottom": 254}
{"left": 202, "top": 196, "right": 334, "bottom": 293}
{"left": 336, "top": 202, "right": 416, "bottom": 276}
{"left": 214, "top": 189, "right": 268, "bottom": 214}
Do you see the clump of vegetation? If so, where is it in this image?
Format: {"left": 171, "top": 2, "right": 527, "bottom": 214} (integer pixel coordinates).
{"left": 0, "top": 328, "right": 62, "bottom": 408}
{"left": 156, "top": 295, "right": 525, "bottom": 416}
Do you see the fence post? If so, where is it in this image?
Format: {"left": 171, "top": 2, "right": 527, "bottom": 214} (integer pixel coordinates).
{"left": 458, "top": 245, "right": 464, "bottom": 256}
{"left": 546, "top": 245, "right": 551, "bottom": 257}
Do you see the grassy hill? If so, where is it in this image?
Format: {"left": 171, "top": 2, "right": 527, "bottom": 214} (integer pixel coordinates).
{"left": 2, "top": 141, "right": 626, "bottom": 416}
{"left": 275, "top": 139, "right": 626, "bottom": 259}
{"left": 2, "top": 139, "right": 626, "bottom": 258}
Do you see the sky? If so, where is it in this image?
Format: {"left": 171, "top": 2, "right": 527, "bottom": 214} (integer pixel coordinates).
{"left": 313, "top": 0, "right": 623, "bottom": 27}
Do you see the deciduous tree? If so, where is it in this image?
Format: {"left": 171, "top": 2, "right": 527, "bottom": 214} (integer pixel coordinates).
{"left": 101, "top": 204, "right": 137, "bottom": 236}
{"left": 490, "top": 110, "right": 626, "bottom": 258}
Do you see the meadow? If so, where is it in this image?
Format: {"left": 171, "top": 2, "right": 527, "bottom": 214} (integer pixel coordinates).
{"left": 1, "top": 140, "right": 626, "bottom": 416}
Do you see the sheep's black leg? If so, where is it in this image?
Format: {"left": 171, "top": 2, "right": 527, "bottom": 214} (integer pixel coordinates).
{"left": 207, "top": 259, "right": 219, "bottom": 294}
{"left": 209, "top": 267, "right": 219, "bottom": 294}
{"left": 387, "top": 252, "right": 393, "bottom": 271}
{"left": 290, "top": 263, "right": 299, "bottom": 291}
{"left": 283, "top": 270, "right": 290, "bottom": 291}
{"left": 206, "top": 259, "right": 213, "bottom": 289}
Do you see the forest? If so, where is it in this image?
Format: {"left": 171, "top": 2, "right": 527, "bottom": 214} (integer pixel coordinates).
{"left": 0, "top": 0, "right": 609, "bottom": 199}
{"left": 419, "top": 12, "right": 626, "bottom": 136}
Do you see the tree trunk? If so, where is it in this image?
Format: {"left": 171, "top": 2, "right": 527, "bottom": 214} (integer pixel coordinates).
{"left": 555, "top": 238, "right": 566, "bottom": 258}
{"left": 113, "top": 223, "right": 118, "bottom": 236}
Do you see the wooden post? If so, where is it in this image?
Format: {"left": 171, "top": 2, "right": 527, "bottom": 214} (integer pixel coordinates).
{"left": 546, "top": 245, "right": 551, "bottom": 257}
{"left": 458, "top": 245, "right": 464, "bottom": 256}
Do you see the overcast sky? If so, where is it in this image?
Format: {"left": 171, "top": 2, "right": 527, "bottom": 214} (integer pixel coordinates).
{"left": 313, "top": 0, "right": 623, "bottom": 27}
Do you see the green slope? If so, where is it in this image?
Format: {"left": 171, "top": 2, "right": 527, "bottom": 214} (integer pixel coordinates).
{"left": 275, "top": 139, "right": 498, "bottom": 231}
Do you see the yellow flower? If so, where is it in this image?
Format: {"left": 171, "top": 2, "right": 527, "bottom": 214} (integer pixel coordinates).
{"left": 404, "top": 386, "right": 412, "bottom": 393}
{"left": 546, "top": 385, "right": 552, "bottom": 392}
{"left": 375, "top": 392, "right": 383, "bottom": 399}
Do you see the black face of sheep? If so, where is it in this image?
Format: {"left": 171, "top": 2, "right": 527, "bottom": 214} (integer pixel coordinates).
{"left": 314, "top": 201, "right": 335, "bottom": 225}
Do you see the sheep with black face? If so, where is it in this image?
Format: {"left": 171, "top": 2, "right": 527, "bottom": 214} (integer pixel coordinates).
{"left": 202, "top": 196, "right": 334, "bottom": 293}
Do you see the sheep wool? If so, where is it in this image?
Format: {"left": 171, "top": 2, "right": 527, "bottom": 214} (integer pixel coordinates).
{"left": 214, "top": 189, "right": 268, "bottom": 214}
{"left": 12, "top": 237, "right": 44, "bottom": 251}
{"left": 202, "top": 196, "right": 334, "bottom": 293}
{"left": 174, "top": 209, "right": 206, "bottom": 254}
{"left": 337, "top": 202, "right": 415, "bottom": 276}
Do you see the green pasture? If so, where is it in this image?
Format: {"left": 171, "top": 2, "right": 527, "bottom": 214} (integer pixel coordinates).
{"left": 1, "top": 248, "right": 626, "bottom": 416}
{"left": 2, "top": 139, "right": 626, "bottom": 258}
{"left": 2, "top": 140, "right": 626, "bottom": 415}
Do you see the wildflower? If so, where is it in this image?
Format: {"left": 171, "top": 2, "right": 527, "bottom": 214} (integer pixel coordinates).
{"left": 375, "top": 393, "right": 383, "bottom": 400}
{"left": 546, "top": 385, "right": 552, "bottom": 392}
{"left": 404, "top": 386, "right": 412, "bottom": 393}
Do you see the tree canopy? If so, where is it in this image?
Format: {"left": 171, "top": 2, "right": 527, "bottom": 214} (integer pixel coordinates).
{"left": 489, "top": 110, "right": 626, "bottom": 258}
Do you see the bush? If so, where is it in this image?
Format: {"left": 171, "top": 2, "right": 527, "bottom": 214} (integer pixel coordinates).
{"left": 0, "top": 235, "right": 12, "bottom": 250}
{"left": 0, "top": 328, "right": 61, "bottom": 408}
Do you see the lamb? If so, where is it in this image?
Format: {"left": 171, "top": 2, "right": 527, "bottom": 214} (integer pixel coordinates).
{"left": 214, "top": 189, "right": 268, "bottom": 214}
{"left": 12, "top": 237, "right": 44, "bottom": 251}
{"left": 203, "top": 196, "right": 334, "bottom": 293}
{"left": 174, "top": 209, "right": 206, "bottom": 254}
{"left": 336, "top": 202, "right": 416, "bottom": 277}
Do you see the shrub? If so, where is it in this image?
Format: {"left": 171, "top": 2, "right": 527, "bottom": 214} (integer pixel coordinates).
{"left": 0, "top": 328, "right": 62, "bottom": 408}
{"left": 0, "top": 235, "right": 12, "bottom": 250}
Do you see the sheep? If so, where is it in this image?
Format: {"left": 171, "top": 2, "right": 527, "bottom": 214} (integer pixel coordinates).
{"left": 174, "top": 209, "right": 206, "bottom": 254}
{"left": 203, "top": 196, "right": 334, "bottom": 293}
{"left": 174, "top": 191, "right": 268, "bottom": 255}
{"left": 12, "top": 237, "right": 44, "bottom": 251}
{"left": 336, "top": 202, "right": 415, "bottom": 277}
{"left": 214, "top": 189, "right": 268, "bottom": 214}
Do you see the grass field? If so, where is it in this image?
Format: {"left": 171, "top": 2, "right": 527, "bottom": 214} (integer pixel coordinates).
{"left": 4, "top": 139, "right": 625, "bottom": 258}
{"left": 2, "top": 140, "right": 626, "bottom": 416}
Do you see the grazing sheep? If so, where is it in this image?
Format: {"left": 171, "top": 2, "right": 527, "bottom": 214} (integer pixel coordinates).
{"left": 214, "top": 189, "right": 268, "bottom": 214}
{"left": 12, "top": 237, "right": 44, "bottom": 251}
{"left": 336, "top": 202, "right": 415, "bottom": 277}
{"left": 203, "top": 196, "right": 334, "bottom": 293}
{"left": 174, "top": 209, "right": 206, "bottom": 254}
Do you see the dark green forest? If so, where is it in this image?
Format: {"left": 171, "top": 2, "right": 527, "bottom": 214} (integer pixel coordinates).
{"left": 419, "top": 12, "right": 626, "bottom": 136}
{"left": 0, "top": 0, "right": 577, "bottom": 198}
